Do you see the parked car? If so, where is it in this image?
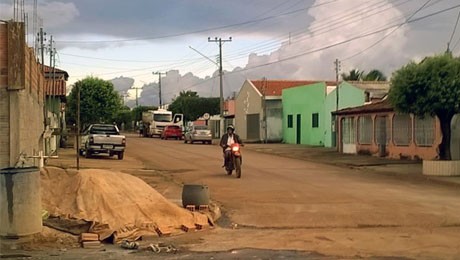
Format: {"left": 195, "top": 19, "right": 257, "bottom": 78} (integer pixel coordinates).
{"left": 184, "top": 125, "right": 212, "bottom": 144}
{"left": 161, "top": 125, "right": 183, "bottom": 140}
{"left": 80, "top": 124, "right": 126, "bottom": 160}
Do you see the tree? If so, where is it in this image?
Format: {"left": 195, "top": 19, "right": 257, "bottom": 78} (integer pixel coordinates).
{"left": 341, "top": 69, "right": 387, "bottom": 81}
{"left": 131, "top": 105, "right": 157, "bottom": 122}
{"left": 113, "top": 107, "right": 134, "bottom": 130}
{"left": 67, "top": 77, "right": 123, "bottom": 129}
{"left": 363, "top": 69, "right": 387, "bottom": 81}
{"left": 341, "top": 69, "right": 364, "bottom": 81}
{"left": 169, "top": 93, "right": 219, "bottom": 122}
{"left": 388, "top": 54, "right": 460, "bottom": 160}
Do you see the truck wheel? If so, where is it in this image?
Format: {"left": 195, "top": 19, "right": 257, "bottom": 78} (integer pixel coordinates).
{"left": 117, "top": 152, "right": 124, "bottom": 160}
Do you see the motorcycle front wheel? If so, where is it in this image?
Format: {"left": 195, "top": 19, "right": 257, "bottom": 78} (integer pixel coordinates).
{"left": 234, "top": 157, "right": 242, "bottom": 178}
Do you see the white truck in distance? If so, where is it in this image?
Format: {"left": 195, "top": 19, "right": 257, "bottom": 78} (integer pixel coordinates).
{"left": 142, "top": 109, "right": 184, "bottom": 137}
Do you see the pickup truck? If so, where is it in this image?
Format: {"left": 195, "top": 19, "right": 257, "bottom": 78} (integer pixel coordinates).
{"left": 80, "top": 124, "right": 126, "bottom": 160}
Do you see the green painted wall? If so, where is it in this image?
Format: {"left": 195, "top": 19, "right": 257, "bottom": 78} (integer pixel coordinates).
{"left": 282, "top": 82, "right": 326, "bottom": 145}
{"left": 324, "top": 82, "right": 366, "bottom": 147}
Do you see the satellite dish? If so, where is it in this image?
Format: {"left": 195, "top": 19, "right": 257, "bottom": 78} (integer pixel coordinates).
{"left": 203, "top": 113, "right": 210, "bottom": 120}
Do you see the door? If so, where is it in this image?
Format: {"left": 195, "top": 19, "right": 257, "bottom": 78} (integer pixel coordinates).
{"left": 296, "top": 114, "right": 301, "bottom": 144}
{"left": 376, "top": 116, "right": 388, "bottom": 157}
{"left": 246, "top": 114, "right": 260, "bottom": 140}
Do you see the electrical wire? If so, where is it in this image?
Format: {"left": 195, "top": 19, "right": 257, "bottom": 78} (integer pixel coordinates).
{"left": 56, "top": 1, "right": 337, "bottom": 44}
{"left": 168, "top": 3, "right": 460, "bottom": 94}
{"left": 68, "top": 2, "right": 459, "bottom": 87}
{"left": 342, "top": 0, "right": 434, "bottom": 61}
{"left": 447, "top": 9, "right": 460, "bottom": 49}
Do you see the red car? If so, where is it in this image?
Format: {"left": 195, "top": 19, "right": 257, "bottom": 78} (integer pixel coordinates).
{"left": 161, "top": 125, "right": 183, "bottom": 140}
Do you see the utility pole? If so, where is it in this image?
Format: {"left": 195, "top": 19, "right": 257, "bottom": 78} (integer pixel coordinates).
{"left": 153, "top": 72, "right": 166, "bottom": 108}
{"left": 131, "top": 87, "right": 140, "bottom": 107}
{"left": 76, "top": 84, "right": 80, "bottom": 170}
{"left": 334, "top": 58, "right": 341, "bottom": 112}
{"left": 262, "top": 77, "right": 267, "bottom": 143}
{"left": 37, "top": 27, "right": 46, "bottom": 72}
{"left": 49, "top": 35, "right": 56, "bottom": 95}
{"left": 208, "top": 37, "right": 232, "bottom": 118}
{"left": 334, "top": 58, "right": 341, "bottom": 148}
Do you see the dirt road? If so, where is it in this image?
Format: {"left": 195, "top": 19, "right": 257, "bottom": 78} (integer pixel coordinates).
{"left": 34, "top": 134, "right": 460, "bottom": 259}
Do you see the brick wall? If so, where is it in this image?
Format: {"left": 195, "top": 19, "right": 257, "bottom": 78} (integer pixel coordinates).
{"left": 0, "top": 23, "right": 10, "bottom": 167}
{"left": 0, "top": 22, "right": 45, "bottom": 168}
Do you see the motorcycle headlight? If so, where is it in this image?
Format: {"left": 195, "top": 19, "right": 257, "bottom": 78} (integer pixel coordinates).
{"left": 232, "top": 146, "right": 240, "bottom": 152}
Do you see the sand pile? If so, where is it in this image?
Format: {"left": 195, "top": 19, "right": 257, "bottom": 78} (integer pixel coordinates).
{"left": 40, "top": 167, "right": 208, "bottom": 241}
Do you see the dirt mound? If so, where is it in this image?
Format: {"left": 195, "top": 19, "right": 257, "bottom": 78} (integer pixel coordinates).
{"left": 40, "top": 167, "right": 208, "bottom": 241}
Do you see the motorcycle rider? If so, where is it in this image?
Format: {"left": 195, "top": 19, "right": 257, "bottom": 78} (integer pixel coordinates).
{"left": 219, "top": 125, "right": 243, "bottom": 167}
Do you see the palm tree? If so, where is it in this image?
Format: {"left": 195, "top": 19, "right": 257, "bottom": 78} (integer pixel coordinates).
{"left": 341, "top": 69, "right": 387, "bottom": 81}
{"left": 179, "top": 90, "right": 199, "bottom": 97}
{"left": 363, "top": 69, "right": 387, "bottom": 81}
{"left": 341, "top": 69, "right": 364, "bottom": 81}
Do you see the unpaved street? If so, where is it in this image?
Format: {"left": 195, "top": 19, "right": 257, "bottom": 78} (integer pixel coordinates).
{"left": 48, "top": 134, "right": 460, "bottom": 259}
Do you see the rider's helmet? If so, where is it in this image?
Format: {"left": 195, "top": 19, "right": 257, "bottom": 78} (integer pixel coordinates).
{"left": 227, "top": 125, "right": 235, "bottom": 132}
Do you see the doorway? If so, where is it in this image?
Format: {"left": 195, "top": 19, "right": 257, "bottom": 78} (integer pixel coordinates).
{"left": 296, "top": 114, "right": 301, "bottom": 144}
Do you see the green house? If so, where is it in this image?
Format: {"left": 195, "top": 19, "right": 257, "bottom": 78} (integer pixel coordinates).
{"left": 282, "top": 81, "right": 389, "bottom": 147}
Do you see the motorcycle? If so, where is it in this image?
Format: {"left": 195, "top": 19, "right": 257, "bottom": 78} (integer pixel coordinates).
{"left": 225, "top": 143, "right": 242, "bottom": 178}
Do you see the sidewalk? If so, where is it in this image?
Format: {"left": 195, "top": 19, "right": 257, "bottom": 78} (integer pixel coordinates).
{"left": 243, "top": 143, "right": 460, "bottom": 188}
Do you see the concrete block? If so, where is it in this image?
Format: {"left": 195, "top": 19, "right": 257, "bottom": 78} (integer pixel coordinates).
{"left": 82, "top": 241, "right": 101, "bottom": 249}
{"left": 198, "top": 205, "right": 209, "bottom": 211}
{"left": 155, "top": 226, "right": 172, "bottom": 237}
{"left": 181, "top": 224, "right": 196, "bottom": 232}
{"left": 195, "top": 223, "right": 209, "bottom": 230}
{"left": 185, "top": 205, "right": 196, "bottom": 211}
{"left": 79, "top": 233, "right": 99, "bottom": 242}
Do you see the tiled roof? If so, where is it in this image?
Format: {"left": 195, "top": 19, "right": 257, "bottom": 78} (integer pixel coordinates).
{"left": 44, "top": 80, "right": 66, "bottom": 96}
{"left": 250, "top": 79, "right": 336, "bottom": 96}
{"left": 42, "top": 65, "right": 69, "bottom": 80}
{"left": 332, "top": 98, "right": 393, "bottom": 115}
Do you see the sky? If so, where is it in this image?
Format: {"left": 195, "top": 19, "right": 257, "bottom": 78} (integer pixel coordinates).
{"left": 1, "top": 0, "right": 460, "bottom": 107}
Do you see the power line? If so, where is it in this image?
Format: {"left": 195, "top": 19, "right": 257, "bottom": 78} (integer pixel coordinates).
{"left": 447, "top": 9, "right": 460, "bottom": 52}
{"left": 66, "top": 1, "right": 460, "bottom": 87}
{"left": 342, "top": 0, "right": 434, "bottom": 61}
{"left": 55, "top": 1, "right": 337, "bottom": 44}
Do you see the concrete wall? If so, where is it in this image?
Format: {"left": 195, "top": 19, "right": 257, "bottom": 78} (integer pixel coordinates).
{"left": 337, "top": 112, "right": 442, "bottom": 160}
{"left": 282, "top": 82, "right": 325, "bottom": 145}
{"left": 265, "top": 99, "right": 283, "bottom": 142}
{"left": 235, "top": 80, "right": 262, "bottom": 141}
{"left": 324, "top": 82, "right": 366, "bottom": 147}
{"left": 452, "top": 114, "right": 460, "bottom": 160}
{"left": 0, "top": 22, "right": 45, "bottom": 168}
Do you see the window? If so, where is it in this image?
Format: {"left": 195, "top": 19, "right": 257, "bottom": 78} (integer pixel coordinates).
{"left": 341, "top": 117, "right": 355, "bottom": 144}
{"left": 374, "top": 116, "right": 390, "bottom": 145}
{"left": 415, "top": 116, "right": 435, "bottom": 146}
{"left": 312, "top": 113, "right": 319, "bottom": 128}
{"left": 287, "top": 114, "right": 293, "bottom": 128}
{"left": 393, "top": 114, "right": 412, "bottom": 146}
{"left": 358, "top": 116, "right": 373, "bottom": 144}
